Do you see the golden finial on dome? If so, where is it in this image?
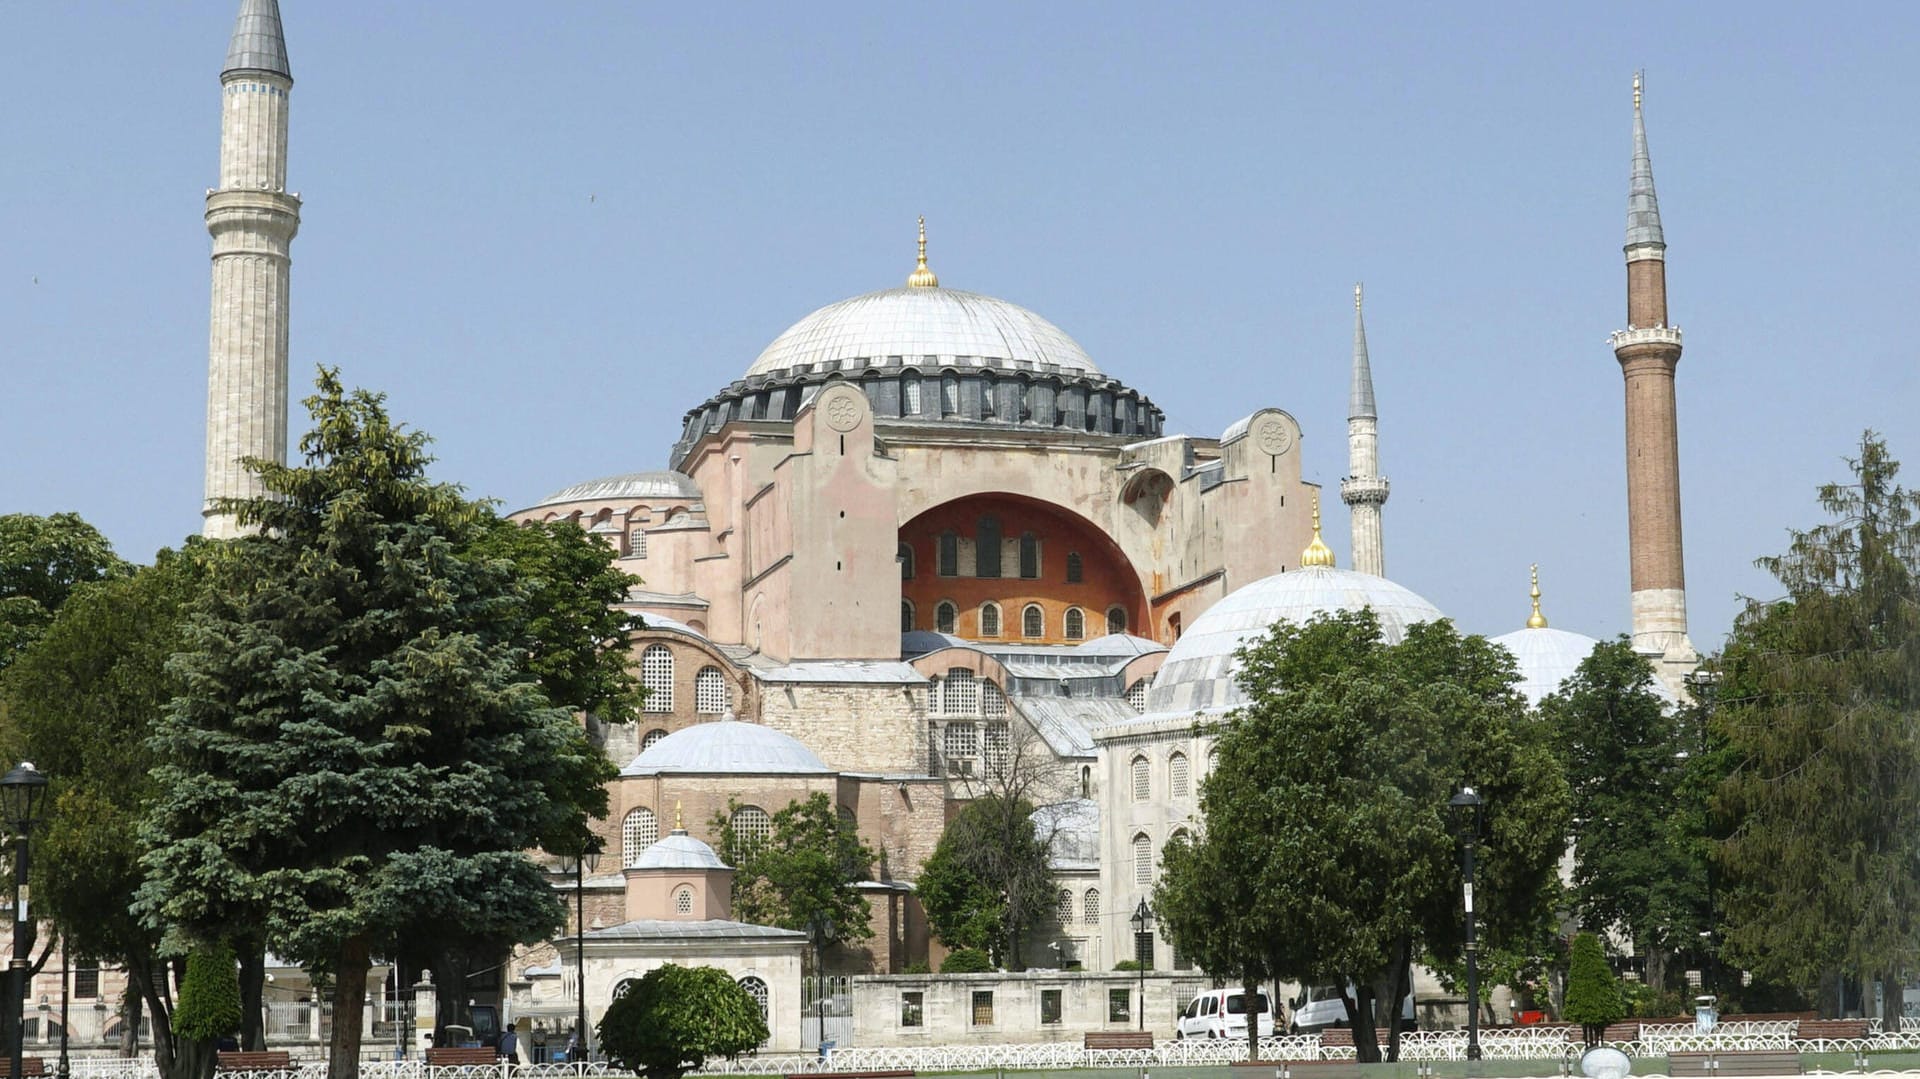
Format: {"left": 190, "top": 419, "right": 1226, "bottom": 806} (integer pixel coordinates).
{"left": 907, "top": 215, "right": 940, "bottom": 289}
{"left": 1527, "top": 563, "right": 1549, "bottom": 629}
{"left": 674, "top": 799, "right": 684, "bottom": 831}
{"left": 1301, "top": 491, "right": 1336, "bottom": 568}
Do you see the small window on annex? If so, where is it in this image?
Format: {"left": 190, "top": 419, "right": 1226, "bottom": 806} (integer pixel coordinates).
{"left": 971, "top": 990, "right": 994, "bottom": 1026}
{"left": 901, "top": 991, "right": 924, "bottom": 1028}
{"left": 673, "top": 886, "right": 694, "bottom": 915}
{"left": 1040, "top": 989, "right": 1063, "bottom": 1025}
{"left": 935, "top": 601, "right": 958, "bottom": 635}
{"left": 1066, "top": 552, "right": 1083, "bottom": 583}
{"left": 980, "top": 602, "right": 1001, "bottom": 637}
{"left": 1108, "top": 988, "right": 1131, "bottom": 1024}
{"left": 1022, "top": 604, "right": 1044, "bottom": 639}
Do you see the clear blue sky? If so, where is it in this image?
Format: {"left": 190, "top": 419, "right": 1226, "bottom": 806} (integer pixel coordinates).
{"left": 6, "top": 2, "right": 1917, "bottom": 650}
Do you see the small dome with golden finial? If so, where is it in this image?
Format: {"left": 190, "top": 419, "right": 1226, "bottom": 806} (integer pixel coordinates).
{"left": 906, "top": 216, "right": 939, "bottom": 289}
{"left": 1300, "top": 491, "right": 1336, "bottom": 568}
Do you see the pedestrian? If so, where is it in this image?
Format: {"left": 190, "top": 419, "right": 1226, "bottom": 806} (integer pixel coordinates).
{"left": 497, "top": 1022, "right": 520, "bottom": 1064}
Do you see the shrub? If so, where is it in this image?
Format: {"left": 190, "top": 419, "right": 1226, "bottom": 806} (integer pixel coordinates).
{"left": 1113, "top": 959, "right": 1144, "bottom": 971}
{"left": 1563, "top": 932, "right": 1625, "bottom": 1045}
{"left": 173, "top": 940, "right": 242, "bottom": 1042}
{"left": 901, "top": 961, "right": 931, "bottom": 975}
{"left": 939, "top": 948, "right": 993, "bottom": 973}
{"left": 598, "top": 964, "right": 766, "bottom": 1079}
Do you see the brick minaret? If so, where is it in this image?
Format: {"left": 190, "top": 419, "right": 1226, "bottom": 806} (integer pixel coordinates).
{"left": 1340, "top": 284, "right": 1389, "bottom": 577}
{"left": 203, "top": 0, "right": 299, "bottom": 537}
{"left": 1609, "top": 74, "right": 1696, "bottom": 668}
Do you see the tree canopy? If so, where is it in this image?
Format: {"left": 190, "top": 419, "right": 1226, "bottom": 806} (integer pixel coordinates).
{"left": 136, "top": 369, "right": 614, "bottom": 1079}
{"left": 1714, "top": 431, "right": 1920, "bottom": 1017}
{"left": 712, "top": 792, "right": 875, "bottom": 949}
{"left": 0, "top": 511, "right": 129, "bottom": 672}
{"left": 597, "top": 964, "right": 767, "bottom": 1079}
{"left": 916, "top": 793, "right": 1054, "bottom": 969}
{"left": 1167, "top": 609, "right": 1568, "bottom": 1061}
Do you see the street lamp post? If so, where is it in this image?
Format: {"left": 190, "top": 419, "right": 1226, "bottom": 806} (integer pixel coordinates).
{"left": 808, "top": 915, "right": 834, "bottom": 1055}
{"left": 1684, "top": 671, "right": 1722, "bottom": 1015}
{"left": 1, "top": 763, "right": 48, "bottom": 1079}
{"left": 56, "top": 942, "right": 67, "bottom": 1079}
{"left": 1449, "top": 787, "right": 1484, "bottom": 1064}
{"left": 561, "top": 845, "right": 601, "bottom": 1065}
{"left": 1130, "top": 901, "right": 1152, "bottom": 1032}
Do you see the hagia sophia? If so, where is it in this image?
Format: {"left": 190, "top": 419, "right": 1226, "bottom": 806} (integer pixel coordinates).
{"left": 188, "top": 0, "right": 1705, "bottom": 1047}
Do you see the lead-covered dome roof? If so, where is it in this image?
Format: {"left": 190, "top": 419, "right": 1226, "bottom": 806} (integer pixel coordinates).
{"left": 630, "top": 830, "right": 729, "bottom": 871}
{"left": 1146, "top": 566, "right": 1445, "bottom": 715}
{"left": 745, "top": 286, "right": 1099, "bottom": 379}
{"left": 1490, "top": 625, "right": 1680, "bottom": 708}
{"left": 621, "top": 718, "right": 831, "bottom": 776}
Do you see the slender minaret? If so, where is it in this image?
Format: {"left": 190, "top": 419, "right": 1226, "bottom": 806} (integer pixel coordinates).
{"left": 1340, "top": 284, "right": 1390, "bottom": 577}
{"left": 203, "top": 0, "right": 299, "bottom": 538}
{"left": 1609, "top": 73, "right": 1696, "bottom": 666}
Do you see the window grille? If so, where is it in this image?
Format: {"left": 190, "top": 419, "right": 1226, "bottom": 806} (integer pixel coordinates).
{"left": 976, "top": 517, "right": 1002, "bottom": 577}
{"left": 1126, "top": 680, "right": 1148, "bottom": 712}
{"left": 900, "top": 599, "right": 914, "bottom": 633}
{"left": 1057, "top": 889, "right": 1074, "bottom": 925}
{"left": 740, "top": 977, "right": 770, "bottom": 1022}
{"left": 732, "top": 805, "right": 772, "bottom": 850}
{"left": 935, "top": 601, "right": 957, "bottom": 635}
{"left": 629, "top": 529, "right": 647, "bottom": 559}
{"left": 941, "top": 374, "right": 960, "bottom": 415}
{"left": 695, "top": 666, "right": 729, "bottom": 714}
{"left": 943, "top": 721, "right": 978, "bottom": 760}
{"left": 73, "top": 961, "right": 99, "bottom": 1000}
{"left": 943, "top": 668, "right": 978, "bottom": 713}
{"left": 901, "top": 991, "right": 924, "bottom": 1027}
{"left": 641, "top": 645, "right": 673, "bottom": 712}
{"left": 903, "top": 373, "right": 922, "bottom": 415}
{"left": 1019, "top": 533, "right": 1039, "bottom": 578}
{"left": 1064, "top": 607, "right": 1085, "bottom": 640}
{"left": 971, "top": 991, "right": 994, "bottom": 1025}
{"left": 980, "top": 603, "right": 1001, "bottom": 637}
{"left": 1132, "top": 755, "right": 1150, "bottom": 800}
{"left": 982, "top": 681, "right": 1007, "bottom": 717}
{"left": 984, "top": 721, "right": 1010, "bottom": 769}
{"left": 674, "top": 887, "right": 693, "bottom": 915}
{"left": 1041, "top": 989, "right": 1063, "bottom": 1025}
{"left": 1022, "top": 604, "right": 1044, "bottom": 638}
{"left": 1133, "top": 833, "right": 1153, "bottom": 884}
{"left": 938, "top": 532, "right": 959, "bottom": 576}
{"left": 1107, "top": 606, "right": 1128, "bottom": 634}
{"left": 1170, "top": 752, "right": 1191, "bottom": 798}
{"left": 623, "top": 807, "right": 659, "bottom": 866}
{"left": 641, "top": 727, "right": 668, "bottom": 751}
{"left": 1066, "top": 552, "right": 1083, "bottom": 583}
{"left": 1083, "top": 888, "right": 1100, "bottom": 924}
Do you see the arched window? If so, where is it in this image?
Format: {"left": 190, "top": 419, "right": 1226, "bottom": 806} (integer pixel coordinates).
{"left": 1066, "top": 552, "right": 1084, "bottom": 583}
{"left": 980, "top": 373, "right": 996, "bottom": 419}
{"left": 979, "top": 602, "right": 1001, "bottom": 637}
{"left": 641, "top": 727, "right": 668, "bottom": 750}
{"left": 899, "top": 542, "right": 915, "bottom": 580}
{"left": 900, "top": 599, "right": 915, "bottom": 634}
{"left": 1170, "top": 752, "right": 1191, "bottom": 799}
{"left": 623, "top": 807, "right": 659, "bottom": 866}
{"left": 938, "top": 531, "right": 959, "bottom": 577}
{"left": 1107, "top": 606, "right": 1128, "bottom": 635}
{"left": 641, "top": 645, "right": 674, "bottom": 712}
{"left": 674, "top": 886, "right": 695, "bottom": 915}
{"left": 943, "top": 668, "right": 978, "bottom": 714}
{"left": 1126, "top": 680, "right": 1148, "bottom": 713}
{"left": 1171, "top": 827, "right": 1193, "bottom": 846}
{"left": 695, "top": 666, "right": 729, "bottom": 715}
{"left": 738, "top": 976, "right": 770, "bottom": 1023}
{"left": 1133, "top": 833, "right": 1153, "bottom": 885}
{"left": 976, "top": 516, "right": 1002, "bottom": 578}
{"left": 1022, "top": 604, "right": 1044, "bottom": 639}
{"left": 982, "top": 680, "right": 1007, "bottom": 717}
{"left": 1131, "top": 755, "right": 1150, "bottom": 801}
{"left": 902, "top": 372, "right": 923, "bottom": 415}
{"left": 935, "top": 601, "right": 957, "bottom": 635}
{"left": 1057, "top": 889, "right": 1074, "bottom": 925}
{"left": 1080, "top": 765, "right": 1092, "bottom": 798}
{"left": 1083, "top": 888, "right": 1100, "bottom": 924}
{"left": 1064, "top": 607, "right": 1085, "bottom": 640}
{"left": 732, "top": 805, "right": 772, "bottom": 851}
{"left": 1019, "top": 533, "right": 1040, "bottom": 579}
{"left": 941, "top": 373, "right": 960, "bottom": 415}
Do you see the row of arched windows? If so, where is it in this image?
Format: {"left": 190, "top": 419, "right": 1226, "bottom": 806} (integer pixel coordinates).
{"left": 622, "top": 803, "right": 770, "bottom": 866}
{"left": 1130, "top": 749, "right": 1198, "bottom": 802}
{"left": 901, "top": 532, "right": 1074, "bottom": 582}
{"left": 638, "top": 646, "right": 734, "bottom": 715}
{"left": 903, "top": 600, "right": 1127, "bottom": 639}
{"left": 1056, "top": 886, "right": 1101, "bottom": 926}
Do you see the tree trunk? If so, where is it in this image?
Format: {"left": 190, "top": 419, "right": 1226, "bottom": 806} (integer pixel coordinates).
{"left": 129, "top": 959, "right": 176, "bottom": 1076}
{"left": 169, "top": 1037, "right": 218, "bottom": 1079}
{"left": 1881, "top": 975, "right": 1905, "bottom": 1032}
{"left": 1818, "top": 968, "right": 1843, "bottom": 1019}
{"left": 1643, "top": 946, "right": 1669, "bottom": 998}
{"left": 431, "top": 947, "right": 473, "bottom": 1045}
{"left": 119, "top": 986, "right": 142, "bottom": 1057}
{"left": 239, "top": 942, "right": 267, "bottom": 1051}
{"left": 1377, "top": 939, "right": 1413, "bottom": 1063}
{"left": 1243, "top": 975, "right": 1261, "bottom": 1063}
{"left": 1346, "top": 983, "right": 1381, "bottom": 1063}
{"left": 327, "top": 937, "right": 370, "bottom": 1079}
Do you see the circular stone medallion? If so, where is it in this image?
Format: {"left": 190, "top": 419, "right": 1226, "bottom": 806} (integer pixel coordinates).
{"left": 1252, "top": 414, "right": 1294, "bottom": 456}
{"left": 823, "top": 388, "right": 865, "bottom": 433}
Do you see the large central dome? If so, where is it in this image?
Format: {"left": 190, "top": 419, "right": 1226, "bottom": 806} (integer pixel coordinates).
{"left": 745, "top": 286, "right": 1100, "bottom": 379}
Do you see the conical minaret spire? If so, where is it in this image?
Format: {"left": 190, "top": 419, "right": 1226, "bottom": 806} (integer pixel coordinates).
{"left": 1609, "top": 72, "right": 1696, "bottom": 683}
{"left": 203, "top": 0, "right": 300, "bottom": 537}
{"left": 1340, "top": 284, "right": 1390, "bottom": 576}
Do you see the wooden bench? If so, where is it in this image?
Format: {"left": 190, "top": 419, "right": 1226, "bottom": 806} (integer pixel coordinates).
{"left": 1085, "top": 1031, "right": 1156, "bottom": 1050}
{"left": 1316, "top": 1027, "right": 1355, "bottom": 1047}
{"left": 1603, "top": 1021, "right": 1642, "bottom": 1043}
{"left": 1795, "top": 1019, "right": 1870, "bottom": 1041}
{"left": 425, "top": 1048, "right": 501, "bottom": 1067}
{"left": 214, "top": 1053, "right": 291, "bottom": 1074}
{"left": 0, "top": 1059, "right": 49, "bottom": 1077}
{"left": 1668, "top": 1050, "right": 1803, "bottom": 1076}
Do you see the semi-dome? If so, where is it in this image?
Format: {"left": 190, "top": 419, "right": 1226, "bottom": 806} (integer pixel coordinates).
{"left": 745, "top": 287, "right": 1099, "bottom": 379}
{"left": 622, "top": 718, "right": 831, "bottom": 776}
{"left": 630, "top": 830, "right": 729, "bottom": 871}
{"left": 1146, "top": 565, "right": 1445, "bottom": 715}
{"left": 530, "top": 470, "right": 701, "bottom": 509}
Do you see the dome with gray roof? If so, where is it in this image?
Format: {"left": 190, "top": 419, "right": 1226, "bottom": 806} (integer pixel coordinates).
{"left": 1146, "top": 566, "right": 1445, "bottom": 715}
{"left": 747, "top": 287, "right": 1099, "bottom": 379}
{"left": 529, "top": 471, "right": 702, "bottom": 509}
{"left": 622, "top": 719, "right": 830, "bottom": 776}
{"left": 1491, "top": 625, "right": 1680, "bottom": 708}
{"left": 630, "top": 830, "right": 729, "bottom": 871}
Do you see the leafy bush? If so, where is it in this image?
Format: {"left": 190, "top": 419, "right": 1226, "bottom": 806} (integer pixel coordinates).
{"left": 598, "top": 964, "right": 767, "bottom": 1079}
{"left": 1112, "top": 959, "right": 1144, "bottom": 971}
{"left": 173, "top": 940, "right": 242, "bottom": 1042}
{"left": 939, "top": 948, "right": 993, "bottom": 973}
{"left": 1563, "top": 932, "right": 1625, "bottom": 1044}
{"left": 901, "top": 961, "right": 931, "bottom": 975}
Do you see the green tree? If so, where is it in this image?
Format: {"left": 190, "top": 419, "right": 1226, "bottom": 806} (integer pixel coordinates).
{"left": 171, "top": 941, "right": 243, "bottom": 1079}
{"left": 1542, "top": 638, "right": 1704, "bottom": 992}
{"left": 136, "top": 370, "right": 611, "bottom": 1079}
{"left": 1155, "top": 829, "right": 1273, "bottom": 1059}
{"left": 0, "top": 512, "right": 129, "bottom": 672}
{"left": 1195, "top": 609, "right": 1568, "bottom": 1062}
{"left": 1563, "top": 932, "right": 1625, "bottom": 1046}
{"left": 713, "top": 793, "right": 875, "bottom": 952}
{"left": 915, "top": 794, "right": 1054, "bottom": 968}
{"left": 914, "top": 847, "right": 1002, "bottom": 958}
{"left": 596, "top": 964, "right": 767, "bottom": 1079}
{"left": 1715, "top": 432, "right": 1920, "bottom": 1018}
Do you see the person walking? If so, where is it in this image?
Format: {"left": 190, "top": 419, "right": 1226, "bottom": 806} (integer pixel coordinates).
{"left": 497, "top": 1023, "right": 521, "bottom": 1065}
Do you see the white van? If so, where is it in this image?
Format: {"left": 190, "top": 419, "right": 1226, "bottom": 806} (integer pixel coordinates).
{"left": 1287, "top": 984, "right": 1416, "bottom": 1033}
{"left": 1176, "top": 988, "right": 1276, "bottom": 1040}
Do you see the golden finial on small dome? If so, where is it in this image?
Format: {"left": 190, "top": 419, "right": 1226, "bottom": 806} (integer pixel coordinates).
{"left": 907, "top": 216, "right": 940, "bottom": 289}
{"left": 674, "top": 799, "right": 684, "bottom": 831}
{"left": 1301, "top": 491, "right": 1336, "bottom": 568}
{"left": 1527, "top": 563, "right": 1549, "bottom": 629}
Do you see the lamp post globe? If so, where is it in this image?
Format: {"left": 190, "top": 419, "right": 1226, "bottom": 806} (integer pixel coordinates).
{"left": 1447, "top": 787, "right": 1484, "bottom": 1063}
{"left": 1, "top": 763, "right": 48, "bottom": 1079}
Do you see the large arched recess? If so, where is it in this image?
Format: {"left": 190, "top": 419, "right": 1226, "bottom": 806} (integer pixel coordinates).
{"left": 899, "top": 493, "right": 1148, "bottom": 645}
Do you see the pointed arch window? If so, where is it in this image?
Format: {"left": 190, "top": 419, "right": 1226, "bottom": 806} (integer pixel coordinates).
{"left": 1066, "top": 552, "right": 1084, "bottom": 583}
{"left": 938, "top": 531, "right": 959, "bottom": 577}
{"left": 1019, "top": 533, "right": 1040, "bottom": 579}
{"left": 1083, "top": 887, "right": 1101, "bottom": 924}
{"left": 975, "top": 517, "right": 1002, "bottom": 578}
{"left": 1131, "top": 755, "right": 1150, "bottom": 801}
{"left": 1057, "top": 889, "right": 1074, "bottom": 925}
{"left": 641, "top": 645, "right": 674, "bottom": 712}
{"left": 979, "top": 602, "right": 1001, "bottom": 637}
{"left": 1064, "top": 607, "right": 1085, "bottom": 640}
{"left": 1133, "top": 832, "right": 1154, "bottom": 885}
{"left": 1170, "top": 751, "right": 1191, "bottom": 798}
{"left": 1022, "top": 604, "right": 1044, "bottom": 639}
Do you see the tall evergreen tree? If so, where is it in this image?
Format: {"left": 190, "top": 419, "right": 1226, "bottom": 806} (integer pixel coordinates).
{"left": 1715, "top": 431, "right": 1920, "bottom": 1018}
{"left": 137, "top": 370, "right": 613, "bottom": 1079}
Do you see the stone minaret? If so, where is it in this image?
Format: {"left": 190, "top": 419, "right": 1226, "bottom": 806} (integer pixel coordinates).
{"left": 203, "top": 0, "right": 299, "bottom": 538}
{"left": 1609, "top": 74, "right": 1696, "bottom": 670}
{"left": 1340, "top": 284, "right": 1389, "bottom": 577}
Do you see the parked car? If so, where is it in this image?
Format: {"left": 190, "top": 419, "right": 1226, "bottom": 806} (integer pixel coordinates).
{"left": 1287, "top": 983, "right": 1416, "bottom": 1033}
{"left": 1176, "top": 988, "right": 1276, "bottom": 1040}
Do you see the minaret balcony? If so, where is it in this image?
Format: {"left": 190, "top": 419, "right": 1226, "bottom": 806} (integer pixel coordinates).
{"left": 1609, "top": 326, "right": 1683, "bottom": 350}
{"left": 1340, "top": 476, "right": 1390, "bottom": 506}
